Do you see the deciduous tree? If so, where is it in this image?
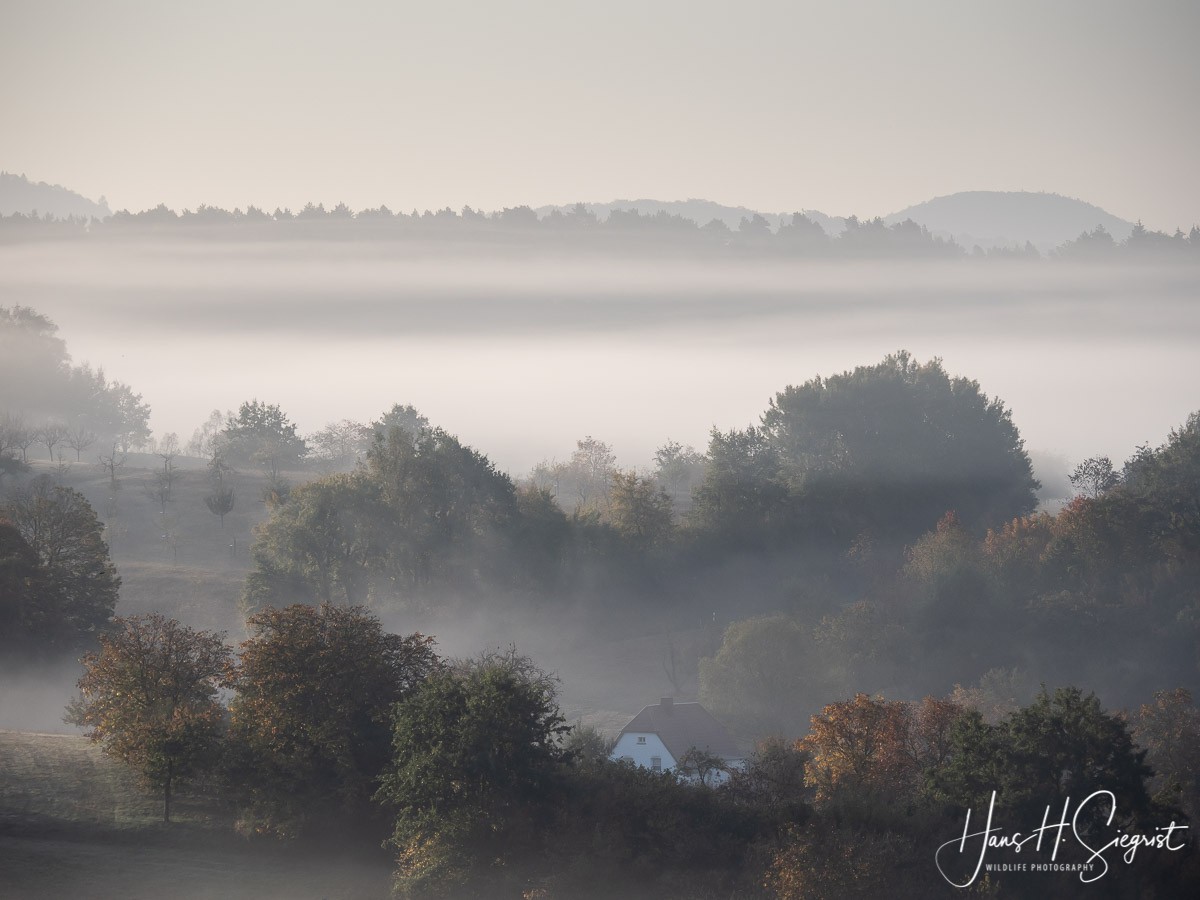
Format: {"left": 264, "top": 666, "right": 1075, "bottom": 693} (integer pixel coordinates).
{"left": 221, "top": 399, "right": 307, "bottom": 479}
{"left": 932, "top": 687, "right": 1153, "bottom": 835}
{"left": 65, "top": 614, "right": 231, "bottom": 823}
{"left": 2, "top": 476, "right": 119, "bottom": 652}
{"left": 607, "top": 469, "right": 673, "bottom": 546}
{"left": 761, "top": 352, "right": 1039, "bottom": 542}
{"left": 225, "top": 604, "right": 440, "bottom": 838}
{"left": 378, "top": 648, "right": 568, "bottom": 895}
{"left": 1069, "top": 455, "right": 1121, "bottom": 498}
{"left": 1132, "top": 688, "right": 1200, "bottom": 822}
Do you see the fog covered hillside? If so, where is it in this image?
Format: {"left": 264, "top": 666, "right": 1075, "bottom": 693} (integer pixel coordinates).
{"left": 0, "top": 172, "right": 110, "bottom": 220}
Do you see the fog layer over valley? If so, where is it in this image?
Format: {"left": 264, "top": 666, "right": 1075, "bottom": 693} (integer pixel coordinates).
{"left": 2, "top": 240, "right": 1196, "bottom": 475}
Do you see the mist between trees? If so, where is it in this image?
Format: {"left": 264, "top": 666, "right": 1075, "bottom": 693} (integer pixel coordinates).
{"left": 3, "top": 303, "right": 1198, "bottom": 718}
{"left": 3, "top": 301, "right": 1200, "bottom": 897}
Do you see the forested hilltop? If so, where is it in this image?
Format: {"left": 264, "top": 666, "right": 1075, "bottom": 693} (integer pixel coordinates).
{"left": 2, "top": 196, "right": 1198, "bottom": 261}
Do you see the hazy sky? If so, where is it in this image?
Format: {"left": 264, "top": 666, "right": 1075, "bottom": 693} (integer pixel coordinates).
{"left": 2, "top": 0, "right": 1197, "bottom": 228}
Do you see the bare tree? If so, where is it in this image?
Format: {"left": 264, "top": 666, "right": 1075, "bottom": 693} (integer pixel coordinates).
{"left": 156, "top": 433, "right": 182, "bottom": 507}
{"left": 0, "top": 413, "right": 25, "bottom": 458}
{"left": 159, "top": 513, "right": 182, "bottom": 565}
{"left": 98, "top": 445, "right": 126, "bottom": 490}
{"left": 144, "top": 472, "right": 172, "bottom": 514}
{"left": 186, "top": 409, "right": 230, "bottom": 459}
{"left": 13, "top": 423, "right": 37, "bottom": 463}
{"left": 676, "top": 747, "right": 730, "bottom": 786}
{"left": 307, "top": 419, "right": 369, "bottom": 472}
{"left": 38, "top": 422, "right": 68, "bottom": 461}
{"left": 66, "top": 423, "right": 97, "bottom": 461}
{"left": 570, "top": 436, "right": 617, "bottom": 513}
{"left": 1068, "top": 456, "right": 1122, "bottom": 499}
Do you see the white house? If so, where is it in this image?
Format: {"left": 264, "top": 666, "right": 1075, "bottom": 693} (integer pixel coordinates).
{"left": 610, "top": 697, "right": 745, "bottom": 785}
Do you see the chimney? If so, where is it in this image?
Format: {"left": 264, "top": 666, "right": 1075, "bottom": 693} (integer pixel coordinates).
{"left": 660, "top": 697, "right": 673, "bottom": 712}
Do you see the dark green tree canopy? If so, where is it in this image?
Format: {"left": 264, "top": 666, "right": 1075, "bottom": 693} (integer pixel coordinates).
{"left": 690, "top": 426, "right": 787, "bottom": 542}
{"left": 0, "top": 518, "right": 47, "bottom": 655}
{"left": 242, "top": 472, "right": 384, "bottom": 610}
{"left": 220, "top": 399, "right": 308, "bottom": 477}
{"left": 365, "top": 425, "right": 518, "bottom": 589}
{"left": 378, "top": 648, "right": 569, "bottom": 895}
{"left": 243, "top": 424, "right": 530, "bottom": 614}
{"left": 225, "top": 603, "right": 440, "bottom": 838}
{"left": 1119, "top": 411, "right": 1200, "bottom": 559}
{"left": 1, "top": 476, "right": 119, "bottom": 654}
{"left": 932, "top": 686, "right": 1153, "bottom": 833}
{"left": 759, "top": 351, "right": 1038, "bottom": 541}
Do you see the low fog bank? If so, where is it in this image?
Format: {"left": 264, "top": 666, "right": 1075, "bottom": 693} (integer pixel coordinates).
{"left": 387, "top": 604, "right": 721, "bottom": 736}
{"left": 0, "top": 661, "right": 83, "bottom": 734}
{"left": 1, "top": 241, "right": 1195, "bottom": 476}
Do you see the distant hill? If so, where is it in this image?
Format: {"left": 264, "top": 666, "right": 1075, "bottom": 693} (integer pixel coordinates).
{"left": 883, "top": 191, "right": 1134, "bottom": 252}
{"left": 0, "top": 171, "right": 110, "bottom": 219}
{"left": 535, "top": 198, "right": 848, "bottom": 234}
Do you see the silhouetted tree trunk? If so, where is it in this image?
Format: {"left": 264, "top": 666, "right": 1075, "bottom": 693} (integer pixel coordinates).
{"left": 164, "top": 761, "right": 173, "bottom": 823}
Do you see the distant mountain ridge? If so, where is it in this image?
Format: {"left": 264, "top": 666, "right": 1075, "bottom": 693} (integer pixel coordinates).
{"left": 536, "top": 192, "right": 1135, "bottom": 250}
{"left": 0, "top": 175, "right": 1149, "bottom": 251}
{"left": 882, "top": 191, "right": 1135, "bottom": 252}
{"left": 0, "top": 171, "right": 110, "bottom": 219}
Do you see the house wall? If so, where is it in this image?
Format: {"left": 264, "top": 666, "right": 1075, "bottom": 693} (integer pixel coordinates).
{"left": 610, "top": 732, "right": 676, "bottom": 772}
{"left": 693, "top": 758, "right": 745, "bottom": 787}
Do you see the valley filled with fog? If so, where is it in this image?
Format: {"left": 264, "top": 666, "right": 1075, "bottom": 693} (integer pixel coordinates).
{"left": 5, "top": 0, "right": 1200, "bottom": 895}
{"left": 3, "top": 239, "right": 1197, "bottom": 481}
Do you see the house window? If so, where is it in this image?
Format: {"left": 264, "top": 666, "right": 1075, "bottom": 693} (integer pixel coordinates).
{"left": 636, "top": 736, "right": 647, "bottom": 745}
{"left": 651, "top": 757, "right": 662, "bottom": 772}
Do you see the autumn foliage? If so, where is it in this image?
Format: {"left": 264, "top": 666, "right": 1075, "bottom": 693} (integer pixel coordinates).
{"left": 797, "top": 694, "right": 967, "bottom": 809}
{"left": 67, "top": 614, "right": 231, "bottom": 822}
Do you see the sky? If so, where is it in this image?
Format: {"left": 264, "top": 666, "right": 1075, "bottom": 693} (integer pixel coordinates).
{"left": 2, "top": 0, "right": 1198, "bottom": 229}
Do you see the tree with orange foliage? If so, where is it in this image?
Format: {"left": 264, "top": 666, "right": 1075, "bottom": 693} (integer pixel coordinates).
{"left": 797, "top": 693, "right": 914, "bottom": 806}
{"left": 66, "top": 614, "right": 231, "bottom": 823}
{"left": 797, "top": 693, "right": 966, "bottom": 809}
{"left": 1133, "top": 688, "right": 1200, "bottom": 821}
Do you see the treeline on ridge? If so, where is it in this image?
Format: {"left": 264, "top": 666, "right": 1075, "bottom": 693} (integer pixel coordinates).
{"left": 4, "top": 201, "right": 1200, "bottom": 261}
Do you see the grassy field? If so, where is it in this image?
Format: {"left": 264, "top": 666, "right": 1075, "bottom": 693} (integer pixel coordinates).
{"left": 23, "top": 454, "right": 271, "bottom": 636}
{"left": 0, "top": 731, "right": 393, "bottom": 900}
